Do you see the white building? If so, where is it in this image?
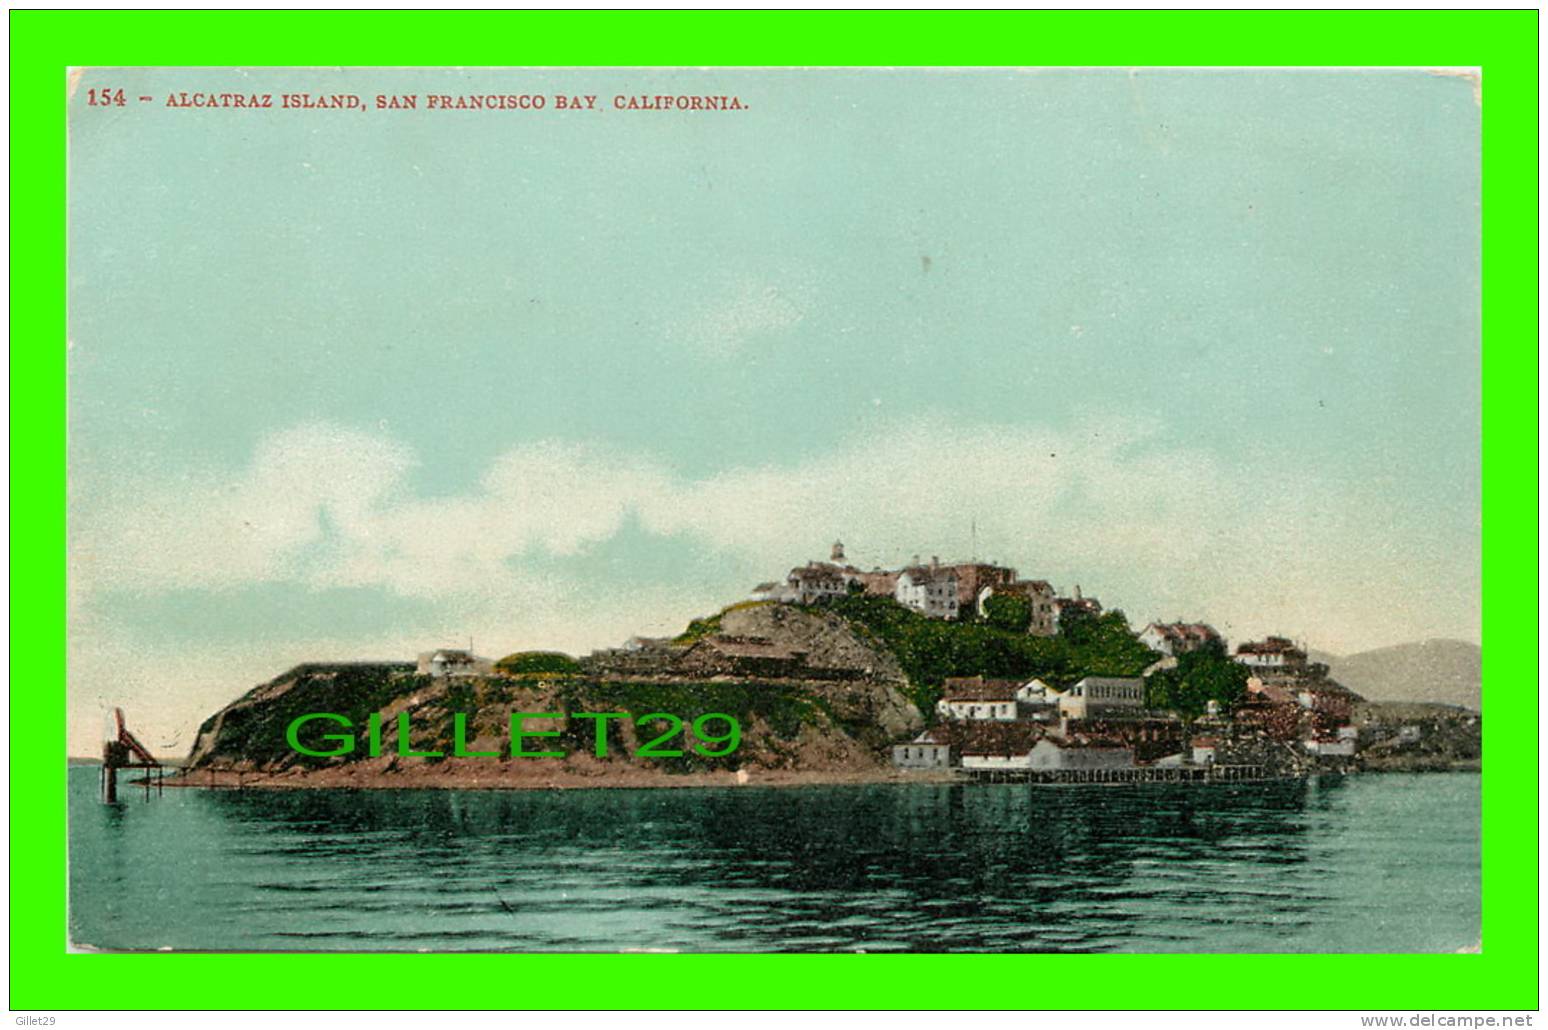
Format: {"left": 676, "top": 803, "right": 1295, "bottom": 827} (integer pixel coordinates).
{"left": 937, "top": 677, "right": 1020, "bottom": 721}
{"left": 791, "top": 564, "right": 849, "bottom": 603}
{"left": 1025, "top": 737, "right": 1135, "bottom": 771}
{"left": 1304, "top": 736, "right": 1356, "bottom": 757}
{"left": 1057, "top": 676, "right": 1146, "bottom": 720}
{"left": 1015, "top": 678, "right": 1063, "bottom": 721}
{"left": 416, "top": 649, "right": 494, "bottom": 678}
{"left": 895, "top": 561, "right": 960, "bottom": 619}
{"left": 953, "top": 723, "right": 1044, "bottom": 770}
{"left": 1234, "top": 636, "right": 1309, "bottom": 671}
{"left": 892, "top": 729, "right": 953, "bottom": 770}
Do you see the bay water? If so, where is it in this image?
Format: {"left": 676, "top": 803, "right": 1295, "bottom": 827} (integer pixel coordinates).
{"left": 68, "top": 766, "right": 1480, "bottom": 953}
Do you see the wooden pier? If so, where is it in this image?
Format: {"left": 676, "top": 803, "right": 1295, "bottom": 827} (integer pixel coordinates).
{"left": 964, "top": 764, "right": 1273, "bottom": 785}
{"left": 101, "top": 707, "right": 164, "bottom": 802}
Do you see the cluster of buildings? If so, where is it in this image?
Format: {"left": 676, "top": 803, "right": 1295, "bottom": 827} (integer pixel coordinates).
{"left": 417, "top": 543, "right": 1365, "bottom": 775}
{"left": 891, "top": 624, "right": 1362, "bottom": 774}
{"left": 750, "top": 542, "right": 1101, "bottom": 634}
{"left": 894, "top": 672, "right": 1186, "bottom": 773}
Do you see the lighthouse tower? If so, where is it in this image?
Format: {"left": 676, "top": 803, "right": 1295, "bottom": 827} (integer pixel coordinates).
{"left": 831, "top": 540, "right": 846, "bottom": 563}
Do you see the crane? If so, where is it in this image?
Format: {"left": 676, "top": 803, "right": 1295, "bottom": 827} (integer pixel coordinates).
{"left": 101, "top": 707, "right": 163, "bottom": 802}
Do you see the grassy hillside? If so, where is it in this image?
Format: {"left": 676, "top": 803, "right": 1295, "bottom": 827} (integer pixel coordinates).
{"left": 825, "top": 595, "right": 1158, "bottom": 714}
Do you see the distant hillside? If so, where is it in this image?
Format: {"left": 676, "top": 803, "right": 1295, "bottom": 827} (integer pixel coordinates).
{"left": 1311, "top": 640, "right": 1480, "bottom": 711}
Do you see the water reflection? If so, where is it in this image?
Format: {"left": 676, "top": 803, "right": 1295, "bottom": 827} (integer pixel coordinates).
{"left": 68, "top": 768, "right": 1477, "bottom": 953}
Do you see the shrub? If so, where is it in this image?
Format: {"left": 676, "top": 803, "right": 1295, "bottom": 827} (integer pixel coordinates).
{"left": 494, "top": 651, "right": 583, "bottom": 676}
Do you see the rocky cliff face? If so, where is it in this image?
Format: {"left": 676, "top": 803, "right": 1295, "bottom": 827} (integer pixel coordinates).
{"left": 180, "top": 599, "right": 930, "bottom": 784}
{"left": 185, "top": 662, "right": 414, "bottom": 770}
{"left": 715, "top": 603, "right": 910, "bottom": 684}
{"left": 182, "top": 654, "right": 923, "bottom": 783}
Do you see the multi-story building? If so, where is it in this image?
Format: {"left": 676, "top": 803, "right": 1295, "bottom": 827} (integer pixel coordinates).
{"left": 895, "top": 559, "right": 960, "bottom": 618}
{"left": 1056, "top": 676, "right": 1146, "bottom": 720}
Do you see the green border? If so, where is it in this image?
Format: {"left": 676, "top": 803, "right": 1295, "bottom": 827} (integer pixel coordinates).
{"left": 12, "top": 10, "right": 1538, "bottom": 1011}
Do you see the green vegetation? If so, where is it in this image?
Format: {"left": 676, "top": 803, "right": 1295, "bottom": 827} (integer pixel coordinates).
{"left": 200, "top": 664, "right": 421, "bottom": 769}
{"left": 673, "top": 612, "right": 724, "bottom": 644}
{"left": 826, "top": 595, "right": 1158, "bottom": 716}
{"left": 1144, "top": 643, "right": 1250, "bottom": 717}
{"left": 494, "top": 651, "right": 582, "bottom": 676}
{"left": 673, "top": 600, "right": 775, "bottom": 644}
{"left": 981, "top": 593, "right": 1033, "bottom": 633}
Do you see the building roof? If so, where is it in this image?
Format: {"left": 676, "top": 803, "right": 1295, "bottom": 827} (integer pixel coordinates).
{"left": 1245, "top": 680, "right": 1298, "bottom": 705}
{"left": 952, "top": 721, "right": 1045, "bottom": 756}
{"left": 1236, "top": 636, "right": 1305, "bottom": 656}
{"left": 751, "top": 581, "right": 780, "bottom": 593}
{"left": 787, "top": 563, "right": 846, "bottom": 585}
{"left": 1038, "top": 734, "right": 1133, "bottom": 751}
{"left": 987, "top": 579, "right": 1056, "bottom": 600}
{"left": 1144, "top": 622, "right": 1222, "bottom": 644}
{"left": 1072, "top": 675, "right": 1145, "bottom": 690}
{"left": 941, "top": 676, "right": 1023, "bottom": 702}
{"left": 900, "top": 565, "right": 959, "bottom": 585}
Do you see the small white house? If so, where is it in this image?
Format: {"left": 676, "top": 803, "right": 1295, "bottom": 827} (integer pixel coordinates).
{"left": 1191, "top": 737, "right": 1219, "bottom": 765}
{"left": 1015, "top": 678, "right": 1063, "bottom": 721}
{"left": 416, "top": 649, "right": 494, "bottom": 678}
{"left": 1234, "top": 636, "right": 1309, "bottom": 671}
{"left": 893, "top": 730, "right": 953, "bottom": 770}
{"left": 1304, "top": 736, "right": 1356, "bottom": 757}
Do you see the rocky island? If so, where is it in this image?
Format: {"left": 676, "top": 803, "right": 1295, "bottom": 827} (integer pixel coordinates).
{"left": 174, "top": 546, "right": 1482, "bottom": 789}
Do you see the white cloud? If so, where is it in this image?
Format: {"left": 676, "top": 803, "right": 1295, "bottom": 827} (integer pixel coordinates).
{"left": 665, "top": 277, "right": 809, "bottom": 358}
{"left": 72, "top": 416, "right": 1479, "bottom": 665}
{"left": 70, "top": 422, "right": 414, "bottom": 596}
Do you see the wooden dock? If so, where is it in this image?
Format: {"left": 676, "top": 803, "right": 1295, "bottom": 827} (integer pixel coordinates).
{"left": 963, "top": 764, "right": 1274, "bottom": 785}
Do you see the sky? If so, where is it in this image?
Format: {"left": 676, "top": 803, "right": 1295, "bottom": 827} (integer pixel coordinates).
{"left": 67, "top": 67, "right": 1481, "bottom": 757}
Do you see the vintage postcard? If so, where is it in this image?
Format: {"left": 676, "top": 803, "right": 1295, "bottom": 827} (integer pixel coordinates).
{"left": 67, "top": 66, "right": 1481, "bottom": 955}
